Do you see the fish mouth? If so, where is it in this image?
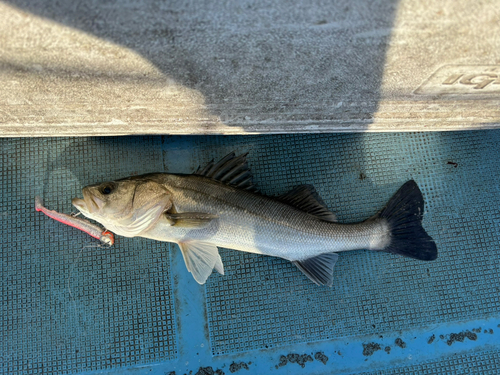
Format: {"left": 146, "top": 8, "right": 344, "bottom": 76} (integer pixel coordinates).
{"left": 72, "top": 189, "right": 104, "bottom": 214}
{"left": 71, "top": 197, "right": 88, "bottom": 213}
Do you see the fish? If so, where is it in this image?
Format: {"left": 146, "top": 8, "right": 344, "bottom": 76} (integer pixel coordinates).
{"left": 71, "top": 152, "right": 437, "bottom": 286}
{"left": 36, "top": 196, "right": 114, "bottom": 246}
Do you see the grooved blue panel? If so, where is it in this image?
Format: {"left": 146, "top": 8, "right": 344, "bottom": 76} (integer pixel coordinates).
{"left": 2, "top": 131, "right": 500, "bottom": 374}
{"left": 363, "top": 349, "right": 500, "bottom": 374}
{"left": 174, "top": 132, "right": 500, "bottom": 355}
{"left": 0, "top": 138, "right": 177, "bottom": 375}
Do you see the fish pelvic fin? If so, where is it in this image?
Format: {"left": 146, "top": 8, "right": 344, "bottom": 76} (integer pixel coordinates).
{"left": 178, "top": 241, "right": 224, "bottom": 284}
{"left": 293, "top": 253, "right": 339, "bottom": 287}
{"left": 376, "top": 180, "right": 437, "bottom": 261}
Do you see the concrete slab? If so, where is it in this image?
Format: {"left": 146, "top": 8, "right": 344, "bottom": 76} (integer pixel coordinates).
{"left": 0, "top": 0, "right": 499, "bottom": 135}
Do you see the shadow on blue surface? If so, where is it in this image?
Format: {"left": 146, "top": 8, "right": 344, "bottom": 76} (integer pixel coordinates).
{"left": 1, "top": 131, "right": 500, "bottom": 374}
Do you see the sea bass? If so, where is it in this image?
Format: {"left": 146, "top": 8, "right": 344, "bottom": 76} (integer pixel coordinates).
{"left": 72, "top": 152, "right": 437, "bottom": 286}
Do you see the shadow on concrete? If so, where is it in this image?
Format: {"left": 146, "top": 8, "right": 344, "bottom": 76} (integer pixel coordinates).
{"left": 5, "top": 0, "right": 400, "bottom": 130}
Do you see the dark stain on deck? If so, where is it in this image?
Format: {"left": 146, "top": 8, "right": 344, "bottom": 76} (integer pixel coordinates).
{"left": 395, "top": 338, "right": 407, "bottom": 349}
{"left": 314, "top": 352, "right": 329, "bottom": 365}
{"left": 229, "top": 362, "right": 249, "bottom": 373}
{"left": 362, "top": 342, "right": 381, "bottom": 356}
{"left": 446, "top": 331, "right": 477, "bottom": 346}
{"left": 275, "top": 353, "right": 314, "bottom": 369}
{"left": 195, "top": 366, "right": 224, "bottom": 375}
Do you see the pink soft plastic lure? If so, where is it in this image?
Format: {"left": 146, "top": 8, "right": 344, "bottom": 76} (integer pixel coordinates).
{"left": 35, "top": 196, "right": 114, "bottom": 246}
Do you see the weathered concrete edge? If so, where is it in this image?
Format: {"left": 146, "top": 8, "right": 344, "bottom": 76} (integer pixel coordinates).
{"left": 1, "top": 121, "right": 499, "bottom": 137}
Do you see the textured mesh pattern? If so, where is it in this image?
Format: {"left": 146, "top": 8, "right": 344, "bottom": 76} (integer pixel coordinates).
{"left": 364, "top": 349, "right": 500, "bottom": 375}
{"left": 2, "top": 132, "right": 500, "bottom": 373}
{"left": 0, "top": 138, "right": 177, "bottom": 374}
{"left": 170, "top": 132, "right": 500, "bottom": 355}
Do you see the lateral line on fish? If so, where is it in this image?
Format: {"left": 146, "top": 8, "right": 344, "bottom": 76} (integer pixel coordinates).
{"left": 177, "top": 180, "right": 364, "bottom": 232}
{"left": 35, "top": 196, "right": 114, "bottom": 246}
{"left": 175, "top": 181, "right": 316, "bottom": 228}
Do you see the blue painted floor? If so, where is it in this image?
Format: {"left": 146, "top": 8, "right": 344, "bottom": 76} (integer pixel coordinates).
{"left": 2, "top": 131, "right": 500, "bottom": 374}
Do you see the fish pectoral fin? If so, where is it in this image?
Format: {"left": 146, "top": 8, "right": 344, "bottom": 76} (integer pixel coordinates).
{"left": 292, "top": 253, "right": 339, "bottom": 287}
{"left": 279, "top": 185, "right": 337, "bottom": 222}
{"left": 165, "top": 212, "right": 217, "bottom": 228}
{"left": 178, "top": 241, "right": 224, "bottom": 284}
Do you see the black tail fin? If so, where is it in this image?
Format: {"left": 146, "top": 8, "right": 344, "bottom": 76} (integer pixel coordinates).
{"left": 377, "top": 180, "right": 437, "bottom": 261}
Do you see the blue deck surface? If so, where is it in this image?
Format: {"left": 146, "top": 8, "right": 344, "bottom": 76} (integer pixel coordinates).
{"left": 2, "top": 131, "right": 500, "bottom": 374}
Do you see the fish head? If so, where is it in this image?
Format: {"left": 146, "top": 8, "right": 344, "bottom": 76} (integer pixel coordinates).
{"left": 72, "top": 178, "right": 172, "bottom": 237}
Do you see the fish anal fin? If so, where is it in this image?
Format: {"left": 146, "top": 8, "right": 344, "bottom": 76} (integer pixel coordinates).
{"left": 293, "top": 253, "right": 339, "bottom": 287}
{"left": 166, "top": 212, "right": 217, "bottom": 228}
{"left": 279, "top": 185, "right": 337, "bottom": 222}
{"left": 178, "top": 241, "right": 224, "bottom": 284}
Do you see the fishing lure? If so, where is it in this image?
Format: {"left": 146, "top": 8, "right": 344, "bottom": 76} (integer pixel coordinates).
{"left": 35, "top": 196, "right": 114, "bottom": 246}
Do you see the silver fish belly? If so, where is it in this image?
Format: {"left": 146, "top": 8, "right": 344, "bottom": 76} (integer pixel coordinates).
{"left": 73, "top": 152, "right": 437, "bottom": 287}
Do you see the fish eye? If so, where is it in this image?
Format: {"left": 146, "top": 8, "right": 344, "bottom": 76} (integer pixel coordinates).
{"left": 100, "top": 183, "right": 115, "bottom": 195}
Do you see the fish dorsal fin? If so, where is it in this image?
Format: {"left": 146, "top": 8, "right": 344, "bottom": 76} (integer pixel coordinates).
{"left": 178, "top": 241, "right": 224, "bottom": 284}
{"left": 194, "top": 152, "right": 257, "bottom": 191}
{"left": 279, "top": 185, "right": 337, "bottom": 222}
{"left": 293, "top": 253, "right": 339, "bottom": 287}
